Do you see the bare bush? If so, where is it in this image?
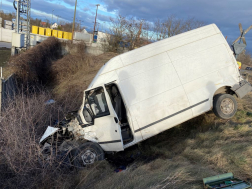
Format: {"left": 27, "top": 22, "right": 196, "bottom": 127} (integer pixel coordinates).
{"left": 237, "top": 51, "right": 252, "bottom": 66}
{"left": 0, "top": 88, "right": 77, "bottom": 188}
{"left": 8, "top": 37, "right": 61, "bottom": 86}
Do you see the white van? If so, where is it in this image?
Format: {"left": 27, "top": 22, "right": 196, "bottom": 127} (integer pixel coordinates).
{"left": 40, "top": 24, "right": 252, "bottom": 166}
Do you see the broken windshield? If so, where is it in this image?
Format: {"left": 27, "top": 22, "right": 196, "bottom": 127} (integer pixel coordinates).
{"left": 85, "top": 87, "right": 110, "bottom": 118}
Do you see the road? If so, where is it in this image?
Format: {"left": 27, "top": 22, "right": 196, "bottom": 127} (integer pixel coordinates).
{"left": 0, "top": 42, "right": 11, "bottom": 48}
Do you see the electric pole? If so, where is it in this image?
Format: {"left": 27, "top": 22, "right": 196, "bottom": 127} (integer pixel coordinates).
{"left": 72, "top": 0, "right": 77, "bottom": 41}
{"left": 13, "top": 0, "right": 31, "bottom": 49}
{"left": 16, "top": 0, "right": 20, "bottom": 33}
{"left": 93, "top": 4, "right": 100, "bottom": 42}
{"left": 1, "top": 0, "right": 2, "bottom": 19}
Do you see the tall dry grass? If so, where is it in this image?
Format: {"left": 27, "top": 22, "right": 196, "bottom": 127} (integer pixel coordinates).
{"left": 51, "top": 42, "right": 103, "bottom": 109}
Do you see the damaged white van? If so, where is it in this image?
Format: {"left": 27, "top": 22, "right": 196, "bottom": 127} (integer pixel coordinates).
{"left": 40, "top": 24, "right": 252, "bottom": 166}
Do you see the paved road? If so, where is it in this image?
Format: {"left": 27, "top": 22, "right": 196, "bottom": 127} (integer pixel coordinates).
{"left": 0, "top": 42, "right": 11, "bottom": 48}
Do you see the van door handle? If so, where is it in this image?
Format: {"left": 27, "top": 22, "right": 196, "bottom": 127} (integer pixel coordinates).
{"left": 114, "top": 117, "right": 118, "bottom": 123}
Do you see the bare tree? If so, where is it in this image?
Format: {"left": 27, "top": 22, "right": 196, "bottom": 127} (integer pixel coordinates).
{"left": 154, "top": 15, "right": 205, "bottom": 40}
{"left": 107, "top": 15, "right": 127, "bottom": 52}
{"left": 107, "top": 14, "right": 204, "bottom": 52}
{"left": 184, "top": 17, "right": 205, "bottom": 31}
{"left": 107, "top": 15, "right": 150, "bottom": 52}
{"left": 124, "top": 17, "right": 145, "bottom": 50}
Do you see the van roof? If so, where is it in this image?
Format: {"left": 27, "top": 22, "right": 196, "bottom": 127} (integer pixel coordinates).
{"left": 88, "top": 24, "right": 222, "bottom": 89}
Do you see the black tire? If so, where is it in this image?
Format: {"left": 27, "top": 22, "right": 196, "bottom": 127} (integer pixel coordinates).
{"left": 213, "top": 94, "right": 237, "bottom": 119}
{"left": 70, "top": 142, "right": 104, "bottom": 168}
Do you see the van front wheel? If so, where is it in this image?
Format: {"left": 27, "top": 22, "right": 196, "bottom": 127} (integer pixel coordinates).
{"left": 213, "top": 94, "right": 237, "bottom": 119}
{"left": 70, "top": 142, "right": 104, "bottom": 168}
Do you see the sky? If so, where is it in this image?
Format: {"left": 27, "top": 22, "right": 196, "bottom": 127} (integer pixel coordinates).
{"left": 1, "top": 0, "right": 252, "bottom": 52}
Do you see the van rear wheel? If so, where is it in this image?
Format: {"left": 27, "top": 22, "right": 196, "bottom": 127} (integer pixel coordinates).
{"left": 213, "top": 94, "right": 237, "bottom": 119}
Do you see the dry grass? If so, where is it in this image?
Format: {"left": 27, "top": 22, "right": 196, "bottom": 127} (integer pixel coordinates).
{"left": 52, "top": 47, "right": 118, "bottom": 109}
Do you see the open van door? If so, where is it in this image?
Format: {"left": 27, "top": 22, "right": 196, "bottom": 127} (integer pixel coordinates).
{"left": 84, "top": 86, "right": 124, "bottom": 152}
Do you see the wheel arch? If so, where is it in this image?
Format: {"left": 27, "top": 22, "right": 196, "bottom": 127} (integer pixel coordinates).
{"left": 213, "top": 85, "right": 236, "bottom": 96}
{"left": 211, "top": 85, "right": 237, "bottom": 108}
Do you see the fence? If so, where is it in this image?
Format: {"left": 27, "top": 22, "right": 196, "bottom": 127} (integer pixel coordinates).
{"left": 0, "top": 74, "right": 17, "bottom": 111}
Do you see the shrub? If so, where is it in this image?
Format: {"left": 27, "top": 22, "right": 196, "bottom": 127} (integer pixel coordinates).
{"left": 8, "top": 37, "right": 61, "bottom": 85}
{"left": 0, "top": 88, "right": 75, "bottom": 188}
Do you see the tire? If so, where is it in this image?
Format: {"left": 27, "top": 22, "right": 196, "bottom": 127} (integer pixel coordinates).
{"left": 213, "top": 94, "right": 237, "bottom": 119}
{"left": 70, "top": 142, "right": 104, "bottom": 168}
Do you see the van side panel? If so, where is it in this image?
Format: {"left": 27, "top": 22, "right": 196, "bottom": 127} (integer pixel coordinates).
{"left": 171, "top": 38, "right": 239, "bottom": 116}
{"left": 116, "top": 53, "right": 193, "bottom": 139}
{"left": 129, "top": 86, "right": 192, "bottom": 139}
{"left": 168, "top": 40, "right": 230, "bottom": 84}
{"left": 116, "top": 52, "right": 180, "bottom": 106}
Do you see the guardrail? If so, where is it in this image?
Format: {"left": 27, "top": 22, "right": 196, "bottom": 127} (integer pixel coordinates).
{"left": 31, "top": 26, "right": 72, "bottom": 40}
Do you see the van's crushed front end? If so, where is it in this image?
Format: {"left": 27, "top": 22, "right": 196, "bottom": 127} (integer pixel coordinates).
{"left": 39, "top": 111, "right": 87, "bottom": 166}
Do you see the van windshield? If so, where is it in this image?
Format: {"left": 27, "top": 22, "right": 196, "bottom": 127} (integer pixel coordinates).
{"left": 85, "top": 87, "right": 110, "bottom": 118}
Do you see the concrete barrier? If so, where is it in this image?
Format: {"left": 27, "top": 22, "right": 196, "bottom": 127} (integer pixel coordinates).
{"left": 0, "top": 27, "right": 15, "bottom": 42}
{"left": 85, "top": 42, "right": 107, "bottom": 56}
{"left": 74, "top": 32, "right": 91, "bottom": 43}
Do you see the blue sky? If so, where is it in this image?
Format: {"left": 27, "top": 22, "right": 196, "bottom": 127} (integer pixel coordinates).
{"left": 1, "top": 0, "right": 252, "bottom": 52}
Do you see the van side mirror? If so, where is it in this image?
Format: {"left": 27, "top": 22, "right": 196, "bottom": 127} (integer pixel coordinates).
{"left": 83, "top": 107, "right": 94, "bottom": 124}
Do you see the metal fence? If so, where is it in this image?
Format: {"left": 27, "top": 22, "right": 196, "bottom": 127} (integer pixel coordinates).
{"left": 0, "top": 74, "right": 18, "bottom": 111}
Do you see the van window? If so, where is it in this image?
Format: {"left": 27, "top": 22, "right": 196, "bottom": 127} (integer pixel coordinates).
{"left": 85, "top": 87, "right": 110, "bottom": 118}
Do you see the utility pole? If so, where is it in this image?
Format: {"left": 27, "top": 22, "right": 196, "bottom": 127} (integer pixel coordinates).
{"left": 13, "top": 0, "right": 31, "bottom": 50}
{"left": 93, "top": 4, "right": 100, "bottom": 42}
{"left": 0, "top": 0, "right": 3, "bottom": 22}
{"left": 72, "top": 0, "right": 77, "bottom": 41}
{"left": 16, "top": 0, "right": 20, "bottom": 33}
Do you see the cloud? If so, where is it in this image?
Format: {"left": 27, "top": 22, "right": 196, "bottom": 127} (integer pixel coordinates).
{"left": 83, "top": 7, "right": 90, "bottom": 12}
{"left": 97, "top": 13, "right": 111, "bottom": 22}
{"left": 2, "top": 0, "right": 252, "bottom": 52}
{"left": 101, "top": 0, "right": 252, "bottom": 51}
{"left": 63, "top": 0, "right": 76, "bottom": 6}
